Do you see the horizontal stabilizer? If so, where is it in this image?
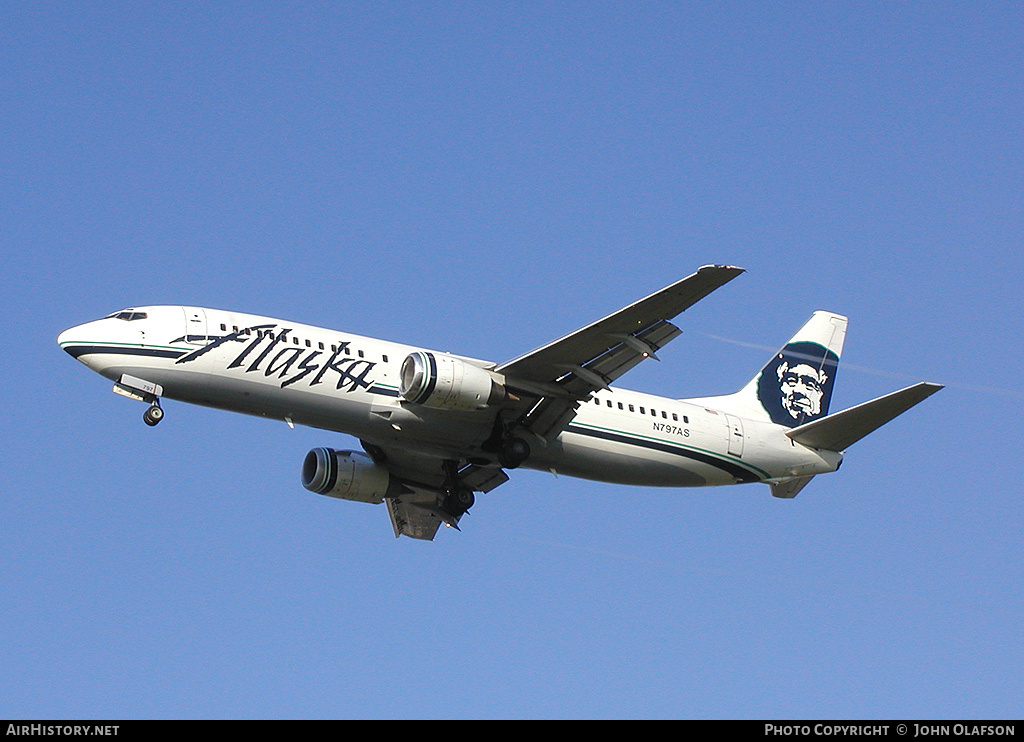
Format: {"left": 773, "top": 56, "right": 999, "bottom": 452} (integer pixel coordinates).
{"left": 770, "top": 475, "right": 815, "bottom": 499}
{"left": 786, "top": 382, "right": 943, "bottom": 452}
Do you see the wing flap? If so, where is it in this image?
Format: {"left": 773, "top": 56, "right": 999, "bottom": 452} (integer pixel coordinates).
{"left": 509, "top": 320, "right": 684, "bottom": 442}
{"left": 386, "top": 492, "right": 449, "bottom": 540}
{"left": 460, "top": 465, "right": 509, "bottom": 493}
{"left": 563, "top": 319, "right": 682, "bottom": 396}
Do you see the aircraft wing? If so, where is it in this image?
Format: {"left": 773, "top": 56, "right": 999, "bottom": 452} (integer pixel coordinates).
{"left": 361, "top": 442, "right": 509, "bottom": 540}
{"left": 495, "top": 265, "right": 745, "bottom": 440}
{"left": 365, "top": 265, "right": 743, "bottom": 539}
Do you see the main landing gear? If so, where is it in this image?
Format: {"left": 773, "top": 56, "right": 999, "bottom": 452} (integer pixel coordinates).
{"left": 482, "top": 417, "right": 532, "bottom": 469}
{"left": 440, "top": 460, "right": 475, "bottom": 520}
{"left": 498, "top": 436, "right": 531, "bottom": 469}
{"left": 442, "top": 485, "right": 475, "bottom": 516}
{"left": 142, "top": 401, "right": 163, "bottom": 427}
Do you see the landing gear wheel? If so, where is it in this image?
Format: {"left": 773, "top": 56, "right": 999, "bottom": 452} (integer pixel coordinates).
{"left": 498, "top": 437, "right": 531, "bottom": 469}
{"left": 143, "top": 404, "right": 164, "bottom": 427}
{"left": 438, "top": 459, "right": 475, "bottom": 517}
{"left": 455, "top": 488, "right": 475, "bottom": 509}
{"left": 442, "top": 487, "right": 475, "bottom": 516}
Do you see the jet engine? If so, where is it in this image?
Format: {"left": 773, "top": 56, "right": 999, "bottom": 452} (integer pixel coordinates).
{"left": 301, "top": 448, "right": 398, "bottom": 504}
{"left": 399, "top": 351, "right": 506, "bottom": 411}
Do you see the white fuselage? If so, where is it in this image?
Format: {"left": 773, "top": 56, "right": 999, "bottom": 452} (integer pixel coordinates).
{"left": 58, "top": 306, "right": 842, "bottom": 490}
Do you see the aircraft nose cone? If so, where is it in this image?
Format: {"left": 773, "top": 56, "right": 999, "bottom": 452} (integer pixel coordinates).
{"left": 57, "top": 326, "right": 79, "bottom": 356}
{"left": 57, "top": 322, "right": 96, "bottom": 362}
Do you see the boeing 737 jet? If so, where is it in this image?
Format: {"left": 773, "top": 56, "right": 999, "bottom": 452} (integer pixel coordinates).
{"left": 58, "top": 265, "right": 942, "bottom": 540}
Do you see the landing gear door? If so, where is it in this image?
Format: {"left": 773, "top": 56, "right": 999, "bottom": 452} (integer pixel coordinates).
{"left": 183, "top": 307, "right": 208, "bottom": 346}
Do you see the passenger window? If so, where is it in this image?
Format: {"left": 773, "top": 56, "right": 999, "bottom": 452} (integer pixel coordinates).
{"left": 617, "top": 402, "right": 623, "bottom": 410}
{"left": 383, "top": 355, "right": 389, "bottom": 362}
{"left": 672, "top": 413, "right": 678, "bottom": 421}
{"left": 628, "top": 404, "right": 634, "bottom": 412}
{"left": 607, "top": 400, "right": 612, "bottom": 408}
{"left": 639, "top": 407, "right": 645, "bottom": 414}
{"left": 661, "top": 411, "right": 667, "bottom": 418}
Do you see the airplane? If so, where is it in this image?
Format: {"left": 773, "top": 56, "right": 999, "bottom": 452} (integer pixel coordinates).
{"left": 57, "top": 265, "right": 942, "bottom": 540}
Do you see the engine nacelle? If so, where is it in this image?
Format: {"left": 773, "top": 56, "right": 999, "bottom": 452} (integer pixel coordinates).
{"left": 301, "top": 448, "right": 395, "bottom": 504}
{"left": 399, "top": 351, "right": 505, "bottom": 411}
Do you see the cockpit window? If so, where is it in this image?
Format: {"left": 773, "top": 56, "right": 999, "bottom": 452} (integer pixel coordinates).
{"left": 106, "top": 310, "right": 148, "bottom": 321}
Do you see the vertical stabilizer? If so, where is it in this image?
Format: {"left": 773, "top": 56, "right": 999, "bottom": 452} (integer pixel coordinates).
{"left": 693, "top": 312, "right": 847, "bottom": 427}
{"left": 743, "top": 311, "right": 847, "bottom": 427}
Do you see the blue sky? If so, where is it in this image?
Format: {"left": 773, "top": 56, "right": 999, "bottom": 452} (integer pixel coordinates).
{"left": 3, "top": 2, "right": 1022, "bottom": 719}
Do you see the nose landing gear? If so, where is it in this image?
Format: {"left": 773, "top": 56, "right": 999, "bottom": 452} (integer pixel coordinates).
{"left": 112, "top": 374, "right": 167, "bottom": 428}
{"left": 143, "top": 402, "right": 164, "bottom": 427}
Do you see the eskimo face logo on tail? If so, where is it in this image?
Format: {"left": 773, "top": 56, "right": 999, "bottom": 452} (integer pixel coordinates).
{"left": 756, "top": 341, "right": 839, "bottom": 427}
